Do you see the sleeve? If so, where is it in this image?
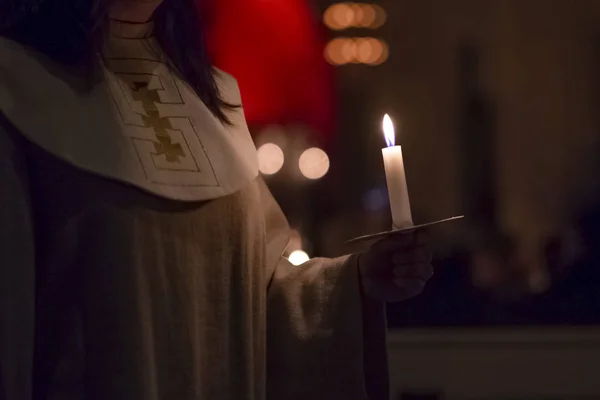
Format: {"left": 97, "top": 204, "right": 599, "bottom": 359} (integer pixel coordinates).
{"left": 0, "top": 121, "right": 35, "bottom": 400}
{"left": 259, "top": 179, "right": 390, "bottom": 400}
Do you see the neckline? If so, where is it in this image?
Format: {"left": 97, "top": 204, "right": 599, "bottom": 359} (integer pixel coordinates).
{"left": 109, "top": 19, "right": 155, "bottom": 39}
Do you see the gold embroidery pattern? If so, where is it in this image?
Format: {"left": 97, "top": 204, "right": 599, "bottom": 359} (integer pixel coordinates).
{"left": 106, "top": 66, "right": 220, "bottom": 187}
{"left": 131, "top": 81, "right": 185, "bottom": 163}
{"left": 103, "top": 34, "right": 221, "bottom": 186}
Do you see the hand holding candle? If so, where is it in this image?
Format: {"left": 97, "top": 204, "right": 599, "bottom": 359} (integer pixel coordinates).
{"left": 382, "top": 114, "right": 413, "bottom": 229}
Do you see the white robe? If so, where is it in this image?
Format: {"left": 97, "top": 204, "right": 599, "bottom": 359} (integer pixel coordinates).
{"left": 0, "top": 20, "right": 389, "bottom": 400}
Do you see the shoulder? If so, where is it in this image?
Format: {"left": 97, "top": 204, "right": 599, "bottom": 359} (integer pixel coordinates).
{"left": 213, "top": 67, "right": 238, "bottom": 86}
{"left": 0, "top": 35, "right": 21, "bottom": 50}
{"left": 0, "top": 36, "right": 19, "bottom": 80}
{"left": 0, "top": 35, "right": 29, "bottom": 67}
{"left": 0, "top": 36, "right": 29, "bottom": 163}
{"left": 0, "top": 112, "right": 28, "bottom": 170}
{"left": 0, "top": 37, "right": 26, "bottom": 118}
{"left": 0, "top": 36, "right": 39, "bottom": 97}
{"left": 0, "top": 36, "right": 70, "bottom": 85}
{"left": 0, "top": 38, "right": 18, "bottom": 116}
{"left": 213, "top": 67, "right": 242, "bottom": 104}
{"left": 0, "top": 36, "right": 75, "bottom": 117}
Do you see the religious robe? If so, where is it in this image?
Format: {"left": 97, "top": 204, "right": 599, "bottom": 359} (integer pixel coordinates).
{"left": 0, "top": 20, "right": 388, "bottom": 400}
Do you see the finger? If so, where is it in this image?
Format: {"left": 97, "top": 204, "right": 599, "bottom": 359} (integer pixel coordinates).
{"left": 363, "top": 279, "right": 425, "bottom": 302}
{"left": 393, "top": 262, "right": 434, "bottom": 280}
{"left": 372, "top": 232, "right": 416, "bottom": 251}
{"left": 371, "top": 233, "right": 418, "bottom": 253}
{"left": 392, "top": 248, "right": 432, "bottom": 265}
{"left": 393, "top": 265, "right": 433, "bottom": 282}
{"left": 415, "top": 230, "right": 429, "bottom": 245}
{"left": 392, "top": 277, "right": 427, "bottom": 299}
{"left": 375, "top": 229, "right": 430, "bottom": 252}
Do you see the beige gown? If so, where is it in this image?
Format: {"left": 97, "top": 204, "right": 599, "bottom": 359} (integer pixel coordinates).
{"left": 0, "top": 20, "right": 388, "bottom": 400}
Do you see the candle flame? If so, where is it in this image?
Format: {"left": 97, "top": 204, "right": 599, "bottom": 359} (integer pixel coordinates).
{"left": 383, "top": 114, "right": 395, "bottom": 147}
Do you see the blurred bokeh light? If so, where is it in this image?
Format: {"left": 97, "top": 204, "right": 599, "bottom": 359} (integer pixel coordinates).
{"left": 325, "top": 37, "right": 388, "bottom": 65}
{"left": 299, "top": 147, "right": 330, "bottom": 180}
{"left": 257, "top": 143, "right": 285, "bottom": 175}
{"left": 323, "top": 2, "right": 387, "bottom": 30}
{"left": 288, "top": 250, "right": 310, "bottom": 266}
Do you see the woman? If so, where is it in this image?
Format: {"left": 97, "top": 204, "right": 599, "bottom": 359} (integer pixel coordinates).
{"left": 0, "top": 1, "right": 433, "bottom": 399}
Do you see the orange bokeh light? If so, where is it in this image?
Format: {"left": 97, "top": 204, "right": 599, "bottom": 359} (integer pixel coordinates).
{"left": 325, "top": 37, "right": 389, "bottom": 66}
{"left": 323, "top": 3, "right": 387, "bottom": 30}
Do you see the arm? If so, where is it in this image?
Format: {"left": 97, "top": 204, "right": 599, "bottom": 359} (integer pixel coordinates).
{"left": 258, "top": 179, "right": 389, "bottom": 400}
{"left": 0, "top": 120, "right": 35, "bottom": 400}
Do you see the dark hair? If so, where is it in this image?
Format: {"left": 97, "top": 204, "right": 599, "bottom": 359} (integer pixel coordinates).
{"left": 0, "top": 0, "right": 234, "bottom": 124}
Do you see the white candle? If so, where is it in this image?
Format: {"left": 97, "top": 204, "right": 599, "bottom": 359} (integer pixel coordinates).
{"left": 382, "top": 114, "right": 413, "bottom": 229}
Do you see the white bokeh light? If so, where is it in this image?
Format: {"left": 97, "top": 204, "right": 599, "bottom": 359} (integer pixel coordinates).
{"left": 288, "top": 250, "right": 310, "bottom": 266}
{"left": 257, "top": 143, "right": 284, "bottom": 175}
{"left": 299, "top": 147, "right": 330, "bottom": 180}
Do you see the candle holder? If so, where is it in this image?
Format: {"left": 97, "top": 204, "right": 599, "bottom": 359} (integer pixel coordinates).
{"left": 346, "top": 215, "right": 464, "bottom": 245}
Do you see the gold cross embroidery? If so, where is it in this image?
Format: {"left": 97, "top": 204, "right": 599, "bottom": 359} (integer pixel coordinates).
{"left": 154, "top": 135, "right": 185, "bottom": 163}
{"left": 131, "top": 81, "right": 185, "bottom": 163}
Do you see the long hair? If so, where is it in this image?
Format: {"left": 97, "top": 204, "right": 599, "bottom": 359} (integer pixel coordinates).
{"left": 0, "top": 0, "right": 234, "bottom": 124}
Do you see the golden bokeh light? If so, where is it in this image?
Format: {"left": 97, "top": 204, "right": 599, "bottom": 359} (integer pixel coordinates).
{"left": 340, "top": 4, "right": 356, "bottom": 27}
{"left": 370, "top": 5, "right": 387, "bottom": 29}
{"left": 356, "top": 3, "right": 376, "bottom": 27}
{"left": 323, "top": 3, "right": 387, "bottom": 30}
{"left": 299, "top": 147, "right": 330, "bottom": 180}
{"left": 355, "top": 37, "right": 373, "bottom": 63}
{"left": 323, "top": 3, "right": 354, "bottom": 31}
{"left": 288, "top": 250, "right": 310, "bottom": 266}
{"left": 368, "top": 39, "right": 389, "bottom": 65}
{"left": 325, "top": 37, "right": 389, "bottom": 66}
{"left": 350, "top": 3, "right": 364, "bottom": 27}
{"left": 324, "top": 38, "right": 350, "bottom": 65}
{"left": 341, "top": 38, "right": 356, "bottom": 62}
{"left": 257, "top": 143, "right": 285, "bottom": 175}
{"left": 323, "top": 5, "right": 341, "bottom": 30}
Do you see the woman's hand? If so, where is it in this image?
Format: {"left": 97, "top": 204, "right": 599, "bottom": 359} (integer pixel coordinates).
{"left": 358, "top": 231, "right": 433, "bottom": 302}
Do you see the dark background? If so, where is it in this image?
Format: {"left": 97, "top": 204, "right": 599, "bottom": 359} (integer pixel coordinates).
{"left": 241, "top": 0, "right": 600, "bottom": 328}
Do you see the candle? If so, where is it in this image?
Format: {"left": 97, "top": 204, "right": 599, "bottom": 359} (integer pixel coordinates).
{"left": 382, "top": 114, "right": 413, "bottom": 229}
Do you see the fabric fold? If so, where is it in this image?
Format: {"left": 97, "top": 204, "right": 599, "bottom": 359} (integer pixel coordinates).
{"left": 258, "top": 179, "right": 390, "bottom": 400}
{"left": 0, "top": 36, "right": 258, "bottom": 202}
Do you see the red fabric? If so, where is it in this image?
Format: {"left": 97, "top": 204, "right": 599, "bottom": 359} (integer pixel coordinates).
{"left": 205, "top": 0, "right": 335, "bottom": 146}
